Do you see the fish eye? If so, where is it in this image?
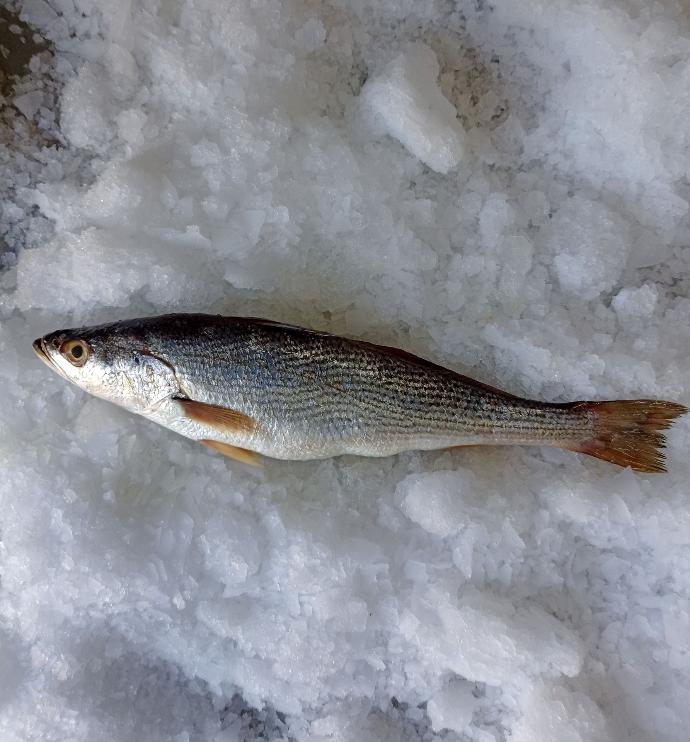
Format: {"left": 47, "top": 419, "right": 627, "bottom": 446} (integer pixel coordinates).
{"left": 59, "top": 339, "right": 90, "bottom": 367}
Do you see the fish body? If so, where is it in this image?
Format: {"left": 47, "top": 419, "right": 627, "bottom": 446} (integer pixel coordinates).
{"left": 33, "top": 314, "right": 686, "bottom": 471}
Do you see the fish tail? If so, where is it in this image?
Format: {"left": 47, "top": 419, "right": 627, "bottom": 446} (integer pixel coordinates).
{"left": 566, "top": 400, "right": 687, "bottom": 473}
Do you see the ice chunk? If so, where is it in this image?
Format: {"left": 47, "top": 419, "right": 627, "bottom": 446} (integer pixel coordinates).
{"left": 398, "top": 470, "right": 478, "bottom": 537}
{"left": 360, "top": 43, "right": 466, "bottom": 173}
{"left": 498, "top": 236, "right": 534, "bottom": 303}
{"left": 512, "top": 682, "right": 611, "bottom": 742}
{"left": 612, "top": 284, "right": 657, "bottom": 322}
{"left": 402, "top": 587, "right": 584, "bottom": 686}
{"left": 103, "top": 44, "right": 139, "bottom": 101}
{"left": 116, "top": 108, "right": 147, "bottom": 148}
{"left": 479, "top": 194, "right": 516, "bottom": 249}
{"left": 546, "top": 196, "right": 629, "bottom": 300}
{"left": 60, "top": 63, "right": 114, "bottom": 150}
{"left": 14, "top": 90, "right": 43, "bottom": 120}
{"left": 427, "top": 678, "right": 477, "bottom": 733}
{"left": 14, "top": 227, "right": 213, "bottom": 312}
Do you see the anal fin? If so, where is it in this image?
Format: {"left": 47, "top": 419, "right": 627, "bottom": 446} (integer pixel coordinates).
{"left": 201, "top": 439, "right": 261, "bottom": 466}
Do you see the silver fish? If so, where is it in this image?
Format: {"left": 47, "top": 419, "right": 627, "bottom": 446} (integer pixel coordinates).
{"left": 33, "top": 314, "right": 686, "bottom": 471}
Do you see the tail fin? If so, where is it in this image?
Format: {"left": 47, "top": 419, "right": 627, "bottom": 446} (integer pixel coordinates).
{"left": 569, "top": 400, "right": 687, "bottom": 473}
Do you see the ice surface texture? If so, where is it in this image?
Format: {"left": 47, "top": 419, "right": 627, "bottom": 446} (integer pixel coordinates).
{"left": 2, "top": 0, "right": 690, "bottom": 740}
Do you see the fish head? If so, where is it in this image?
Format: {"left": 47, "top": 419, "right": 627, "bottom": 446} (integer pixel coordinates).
{"left": 33, "top": 323, "right": 180, "bottom": 414}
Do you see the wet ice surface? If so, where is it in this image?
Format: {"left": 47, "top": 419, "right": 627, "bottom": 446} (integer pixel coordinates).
{"left": 2, "top": 0, "right": 690, "bottom": 740}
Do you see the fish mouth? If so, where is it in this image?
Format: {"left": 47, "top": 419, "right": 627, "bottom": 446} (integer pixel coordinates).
{"left": 33, "top": 337, "right": 70, "bottom": 380}
{"left": 33, "top": 337, "right": 51, "bottom": 365}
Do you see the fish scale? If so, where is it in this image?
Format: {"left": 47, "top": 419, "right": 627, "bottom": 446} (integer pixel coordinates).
{"left": 143, "top": 317, "right": 590, "bottom": 449}
{"left": 33, "top": 314, "right": 686, "bottom": 471}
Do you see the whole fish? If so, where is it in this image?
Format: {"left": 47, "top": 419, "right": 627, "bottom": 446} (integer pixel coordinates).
{"left": 33, "top": 314, "right": 686, "bottom": 471}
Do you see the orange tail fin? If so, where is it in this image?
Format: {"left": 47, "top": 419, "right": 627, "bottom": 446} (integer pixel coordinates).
{"left": 569, "top": 400, "right": 687, "bottom": 473}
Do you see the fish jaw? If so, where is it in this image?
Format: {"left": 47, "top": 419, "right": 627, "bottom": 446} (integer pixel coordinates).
{"left": 32, "top": 336, "right": 73, "bottom": 383}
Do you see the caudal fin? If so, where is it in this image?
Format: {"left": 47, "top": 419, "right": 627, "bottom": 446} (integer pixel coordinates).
{"left": 569, "top": 400, "right": 687, "bottom": 473}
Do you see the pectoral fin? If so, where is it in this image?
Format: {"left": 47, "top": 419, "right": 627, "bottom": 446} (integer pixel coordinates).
{"left": 200, "top": 439, "right": 261, "bottom": 466}
{"left": 176, "top": 398, "right": 258, "bottom": 435}
{"left": 177, "top": 398, "right": 261, "bottom": 466}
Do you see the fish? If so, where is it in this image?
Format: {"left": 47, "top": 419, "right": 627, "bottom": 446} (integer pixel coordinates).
{"left": 33, "top": 313, "right": 687, "bottom": 472}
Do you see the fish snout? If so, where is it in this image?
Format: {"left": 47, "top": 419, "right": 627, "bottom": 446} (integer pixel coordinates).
{"left": 32, "top": 337, "right": 48, "bottom": 361}
{"left": 33, "top": 335, "right": 62, "bottom": 367}
{"left": 32, "top": 334, "right": 74, "bottom": 381}
{"left": 33, "top": 333, "right": 68, "bottom": 358}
